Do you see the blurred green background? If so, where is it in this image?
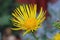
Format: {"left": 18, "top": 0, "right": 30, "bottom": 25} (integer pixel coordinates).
{"left": 0, "top": 0, "right": 19, "bottom": 31}
{"left": 0, "top": 1, "right": 20, "bottom": 40}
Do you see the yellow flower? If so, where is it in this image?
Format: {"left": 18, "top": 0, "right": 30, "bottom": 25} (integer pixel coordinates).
{"left": 53, "top": 32, "right": 60, "bottom": 40}
{"left": 11, "top": 4, "right": 46, "bottom": 36}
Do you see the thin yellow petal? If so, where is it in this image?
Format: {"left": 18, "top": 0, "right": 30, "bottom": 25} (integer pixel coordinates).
{"left": 23, "top": 30, "right": 30, "bottom": 36}
{"left": 29, "top": 4, "right": 34, "bottom": 18}
{"left": 13, "top": 23, "right": 22, "bottom": 27}
{"left": 26, "top": 5, "right": 31, "bottom": 17}
{"left": 12, "top": 13, "right": 24, "bottom": 24}
{"left": 37, "top": 7, "right": 43, "bottom": 19}
{"left": 11, "top": 28, "right": 22, "bottom": 30}
{"left": 15, "top": 8, "right": 24, "bottom": 18}
{"left": 31, "top": 4, "right": 37, "bottom": 18}
{"left": 37, "top": 17, "right": 46, "bottom": 25}
{"left": 11, "top": 18, "right": 19, "bottom": 23}
{"left": 34, "top": 5, "right": 37, "bottom": 18}
{"left": 20, "top": 5, "right": 28, "bottom": 20}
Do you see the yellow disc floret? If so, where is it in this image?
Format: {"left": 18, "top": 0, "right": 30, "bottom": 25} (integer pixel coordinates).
{"left": 24, "top": 18, "right": 38, "bottom": 31}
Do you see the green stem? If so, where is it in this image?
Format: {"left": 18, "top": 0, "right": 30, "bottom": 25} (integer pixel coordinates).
{"left": 32, "top": 32, "right": 38, "bottom": 40}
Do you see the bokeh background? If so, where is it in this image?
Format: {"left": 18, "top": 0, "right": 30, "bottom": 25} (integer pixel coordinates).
{"left": 0, "top": 0, "right": 60, "bottom": 40}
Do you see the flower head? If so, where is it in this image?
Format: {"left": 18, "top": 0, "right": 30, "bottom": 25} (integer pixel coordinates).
{"left": 53, "top": 32, "right": 60, "bottom": 40}
{"left": 11, "top": 4, "right": 46, "bottom": 36}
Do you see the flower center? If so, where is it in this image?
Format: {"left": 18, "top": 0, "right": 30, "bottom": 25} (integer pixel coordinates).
{"left": 24, "top": 18, "right": 37, "bottom": 30}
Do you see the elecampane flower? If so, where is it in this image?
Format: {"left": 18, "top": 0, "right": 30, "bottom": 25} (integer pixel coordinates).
{"left": 53, "top": 32, "right": 60, "bottom": 40}
{"left": 11, "top": 4, "right": 46, "bottom": 36}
